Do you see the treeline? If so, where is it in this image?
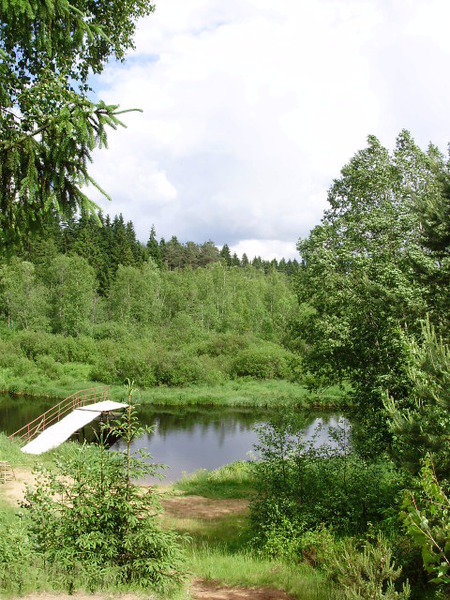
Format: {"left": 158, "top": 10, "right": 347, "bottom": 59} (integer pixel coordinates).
{"left": 0, "top": 255, "right": 298, "bottom": 340}
{"left": 9, "top": 213, "right": 299, "bottom": 295}
{"left": 0, "top": 236, "right": 303, "bottom": 389}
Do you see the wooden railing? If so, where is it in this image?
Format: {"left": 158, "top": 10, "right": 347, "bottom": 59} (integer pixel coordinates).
{"left": 9, "top": 386, "right": 110, "bottom": 443}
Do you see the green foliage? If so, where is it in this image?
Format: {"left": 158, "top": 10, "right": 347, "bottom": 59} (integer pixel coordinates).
{"left": 0, "top": 509, "right": 34, "bottom": 595}
{"left": 385, "top": 318, "right": 450, "bottom": 477}
{"left": 22, "top": 384, "right": 185, "bottom": 593}
{"left": 296, "top": 131, "right": 449, "bottom": 453}
{"left": 402, "top": 457, "right": 450, "bottom": 588}
{"left": 48, "top": 254, "right": 96, "bottom": 336}
{"left": 0, "top": 0, "right": 154, "bottom": 243}
{"left": 108, "top": 260, "right": 162, "bottom": 326}
{"left": 329, "top": 535, "right": 411, "bottom": 599}
{"left": 231, "top": 344, "right": 296, "bottom": 380}
{"left": 0, "top": 258, "right": 49, "bottom": 330}
{"left": 250, "top": 412, "right": 406, "bottom": 543}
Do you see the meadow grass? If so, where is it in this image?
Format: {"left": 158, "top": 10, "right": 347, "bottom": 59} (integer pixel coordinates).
{"left": 1, "top": 370, "right": 348, "bottom": 409}
{"left": 174, "top": 461, "right": 255, "bottom": 499}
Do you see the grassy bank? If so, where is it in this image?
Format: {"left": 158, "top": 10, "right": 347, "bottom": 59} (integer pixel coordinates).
{"left": 174, "top": 461, "right": 255, "bottom": 499}
{"left": 0, "top": 327, "right": 350, "bottom": 410}
{"left": 1, "top": 376, "right": 348, "bottom": 409}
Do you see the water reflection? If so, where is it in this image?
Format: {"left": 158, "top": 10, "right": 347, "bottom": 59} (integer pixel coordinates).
{"left": 0, "top": 393, "right": 350, "bottom": 483}
{"left": 113, "top": 409, "right": 350, "bottom": 483}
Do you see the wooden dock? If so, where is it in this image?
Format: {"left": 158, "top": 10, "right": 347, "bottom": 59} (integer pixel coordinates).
{"left": 9, "top": 387, "right": 127, "bottom": 455}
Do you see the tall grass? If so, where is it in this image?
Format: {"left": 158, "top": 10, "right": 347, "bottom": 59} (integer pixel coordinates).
{"left": 1, "top": 374, "right": 348, "bottom": 409}
{"left": 174, "top": 461, "right": 254, "bottom": 499}
{"left": 189, "top": 546, "right": 339, "bottom": 599}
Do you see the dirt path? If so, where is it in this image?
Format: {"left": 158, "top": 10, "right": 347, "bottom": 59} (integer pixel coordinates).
{"left": 191, "top": 579, "right": 295, "bottom": 599}
{"left": 16, "top": 581, "right": 295, "bottom": 600}
{"left": 0, "top": 466, "right": 36, "bottom": 505}
{"left": 161, "top": 494, "right": 248, "bottom": 520}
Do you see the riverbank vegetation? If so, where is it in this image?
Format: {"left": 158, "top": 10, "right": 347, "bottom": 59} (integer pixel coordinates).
{"left": 0, "top": 221, "right": 346, "bottom": 409}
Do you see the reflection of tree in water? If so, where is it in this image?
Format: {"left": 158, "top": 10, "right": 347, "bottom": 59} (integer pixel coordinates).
{"left": 135, "top": 408, "right": 266, "bottom": 442}
{"left": 130, "top": 408, "right": 350, "bottom": 450}
{"left": 0, "top": 393, "right": 54, "bottom": 435}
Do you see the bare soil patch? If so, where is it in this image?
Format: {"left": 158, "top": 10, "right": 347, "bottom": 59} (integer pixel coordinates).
{"left": 0, "top": 467, "right": 35, "bottom": 505}
{"left": 16, "top": 593, "right": 143, "bottom": 600}
{"left": 191, "top": 578, "right": 295, "bottom": 599}
{"left": 161, "top": 495, "right": 248, "bottom": 520}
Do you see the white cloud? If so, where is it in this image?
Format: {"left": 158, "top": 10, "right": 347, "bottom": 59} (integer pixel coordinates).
{"left": 230, "top": 239, "right": 298, "bottom": 262}
{"left": 89, "top": 0, "right": 450, "bottom": 259}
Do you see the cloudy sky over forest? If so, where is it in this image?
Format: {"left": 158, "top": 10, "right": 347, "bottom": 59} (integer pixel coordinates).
{"left": 89, "top": 0, "right": 450, "bottom": 260}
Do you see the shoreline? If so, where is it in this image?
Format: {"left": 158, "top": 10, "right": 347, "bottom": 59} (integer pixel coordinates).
{"left": 0, "top": 379, "right": 349, "bottom": 410}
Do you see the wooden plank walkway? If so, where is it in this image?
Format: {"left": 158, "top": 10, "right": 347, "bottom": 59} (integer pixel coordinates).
{"left": 21, "top": 401, "right": 127, "bottom": 455}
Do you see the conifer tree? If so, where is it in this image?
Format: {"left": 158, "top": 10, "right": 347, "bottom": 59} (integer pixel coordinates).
{"left": 146, "top": 225, "right": 162, "bottom": 266}
{"left": 220, "top": 244, "right": 232, "bottom": 266}
{"left": 0, "top": 0, "right": 154, "bottom": 247}
{"left": 231, "top": 252, "right": 241, "bottom": 267}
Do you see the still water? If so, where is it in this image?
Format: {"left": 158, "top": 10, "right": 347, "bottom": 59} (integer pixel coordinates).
{"left": 0, "top": 394, "right": 349, "bottom": 482}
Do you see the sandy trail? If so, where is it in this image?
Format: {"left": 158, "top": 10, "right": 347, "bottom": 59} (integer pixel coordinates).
{"left": 161, "top": 494, "right": 248, "bottom": 520}
{"left": 191, "top": 578, "right": 295, "bottom": 599}
{"left": 0, "top": 466, "right": 36, "bottom": 505}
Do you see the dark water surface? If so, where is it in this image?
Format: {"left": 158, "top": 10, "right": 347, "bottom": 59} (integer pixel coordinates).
{"left": 0, "top": 393, "right": 349, "bottom": 482}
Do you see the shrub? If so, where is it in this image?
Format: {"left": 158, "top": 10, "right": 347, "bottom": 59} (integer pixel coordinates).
{"left": 231, "top": 345, "right": 293, "bottom": 379}
{"left": 329, "top": 535, "right": 411, "bottom": 599}
{"left": 250, "top": 412, "right": 407, "bottom": 538}
{"left": 35, "top": 355, "right": 62, "bottom": 379}
{"left": 402, "top": 456, "right": 450, "bottom": 589}
{"left": 91, "top": 322, "right": 131, "bottom": 341}
{"left": 0, "top": 510, "right": 34, "bottom": 595}
{"left": 154, "top": 351, "right": 204, "bottom": 386}
{"left": 23, "top": 385, "right": 186, "bottom": 593}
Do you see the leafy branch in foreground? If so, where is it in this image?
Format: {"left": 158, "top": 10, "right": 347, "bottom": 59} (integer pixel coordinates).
{"left": 402, "top": 456, "right": 450, "bottom": 588}
{"left": 0, "top": 0, "right": 154, "bottom": 245}
{"left": 385, "top": 317, "right": 450, "bottom": 477}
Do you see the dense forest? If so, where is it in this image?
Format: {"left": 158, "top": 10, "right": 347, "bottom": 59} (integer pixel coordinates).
{"left": 0, "top": 216, "right": 306, "bottom": 392}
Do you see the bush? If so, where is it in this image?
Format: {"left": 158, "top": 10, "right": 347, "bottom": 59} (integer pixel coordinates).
{"left": 154, "top": 351, "right": 205, "bottom": 386}
{"left": 329, "top": 535, "right": 411, "bottom": 599}
{"left": 35, "top": 355, "right": 62, "bottom": 379}
{"left": 0, "top": 510, "right": 34, "bottom": 595}
{"left": 23, "top": 389, "right": 186, "bottom": 593}
{"left": 402, "top": 456, "right": 450, "bottom": 589}
{"left": 231, "top": 345, "right": 293, "bottom": 379}
{"left": 250, "top": 412, "right": 407, "bottom": 539}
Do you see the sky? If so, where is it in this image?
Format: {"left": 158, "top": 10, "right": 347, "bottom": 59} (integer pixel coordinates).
{"left": 88, "top": 0, "right": 450, "bottom": 260}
